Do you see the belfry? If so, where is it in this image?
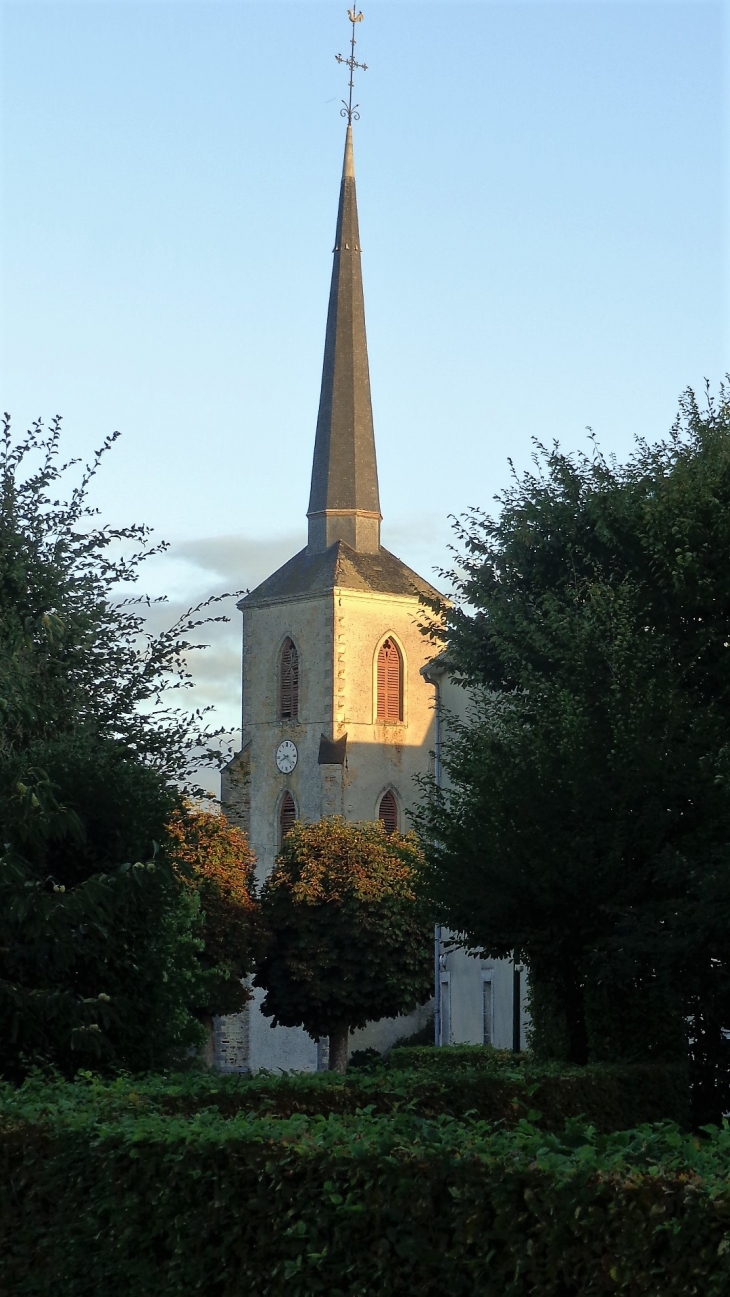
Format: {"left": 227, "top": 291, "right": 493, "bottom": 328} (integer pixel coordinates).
{"left": 221, "top": 31, "right": 442, "bottom": 1072}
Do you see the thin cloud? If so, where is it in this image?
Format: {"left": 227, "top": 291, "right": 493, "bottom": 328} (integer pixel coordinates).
{"left": 128, "top": 532, "right": 305, "bottom": 763}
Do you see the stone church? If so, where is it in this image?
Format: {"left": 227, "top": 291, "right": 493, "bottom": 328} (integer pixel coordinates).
{"left": 220, "top": 123, "right": 526, "bottom": 1072}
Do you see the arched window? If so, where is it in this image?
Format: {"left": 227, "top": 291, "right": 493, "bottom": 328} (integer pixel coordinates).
{"left": 279, "top": 792, "right": 296, "bottom": 843}
{"left": 378, "top": 790, "right": 399, "bottom": 835}
{"left": 279, "top": 638, "right": 299, "bottom": 721}
{"left": 376, "top": 638, "right": 403, "bottom": 721}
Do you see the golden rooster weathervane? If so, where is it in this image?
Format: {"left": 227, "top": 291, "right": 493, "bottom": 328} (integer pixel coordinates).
{"left": 336, "top": 9, "right": 367, "bottom": 124}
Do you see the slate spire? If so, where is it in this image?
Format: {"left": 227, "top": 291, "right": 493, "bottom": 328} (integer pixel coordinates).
{"left": 307, "top": 125, "right": 381, "bottom": 554}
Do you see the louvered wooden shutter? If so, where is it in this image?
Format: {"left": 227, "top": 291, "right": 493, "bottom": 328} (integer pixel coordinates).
{"left": 377, "top": 639, "right": 402, "bottom": 720}
{"left": 280, "top": 639, "right": 299, "bottom": 721}
{"left": 279, "top": 792, "right": 296, "bottom": 841}
{"left": 379, "top": 791, "right": 398, "bottom": 835}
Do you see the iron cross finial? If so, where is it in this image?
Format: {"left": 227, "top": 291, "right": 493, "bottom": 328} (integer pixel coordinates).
{"left": 336, "top": 9, "right": 367, "bottom": 124}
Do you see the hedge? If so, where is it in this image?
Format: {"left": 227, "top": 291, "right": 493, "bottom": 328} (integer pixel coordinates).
{"left": 37, "top": 1059, "right": 685, "bottom": 1132}
{"left": 388, "top": 1044, "right": 528, "bottom": 1071}
{"left": 5, "top": 1061, "right": 688, "bottom": 1132}
{"left": 1, "top": 1086, "right": 729, "bottom": 1296}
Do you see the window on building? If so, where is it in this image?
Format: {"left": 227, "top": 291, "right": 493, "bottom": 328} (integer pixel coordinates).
{"left": 378, "top": 790, "right": 398, "bottom": 835}
{"left": 279, "top": 792, "right": 296, "bottom": 843}
{"left": 376, "top": 638, "right": 402, "bottom": 721}
{"left": 482, "top": 977, "right": 493, "bottom": 1046}
{"left": 439, "top": 973, "right": 451, "bottom": 1047}
{"left": 280, "top": 638, "right": 299, "bottom": 721}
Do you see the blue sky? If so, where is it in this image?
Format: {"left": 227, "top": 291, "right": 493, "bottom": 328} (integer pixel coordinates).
{"left": 1, "top": 0, "right": 726, "bottom": 747}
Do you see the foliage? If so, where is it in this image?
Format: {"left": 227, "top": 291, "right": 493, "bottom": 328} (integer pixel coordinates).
{"left": 165, "top": 807, "right": 259, "bottom": 1017}
{"left": 388, "top": 1044, "right": 531, "bottom": 1072}
{"left": 0, "top": 1060, "right": 687, "bottom": 1132}
{"left": 0, "top": 415, "right": 231, "bottom": 788}
{"left": 347, "top": 1047, "right": 384, "bottom": 1072}
{"left": 0, "top": 415, "right": 237, "bottom": 1076}
{"left": 254, "top": 817, "right": 433, "bottom": 1070}
{"left": 417, "top": 385, "right": 730, "bottom": 1113}
{"left": 1, "top": 1074, "right": 728, "bottom": 1296}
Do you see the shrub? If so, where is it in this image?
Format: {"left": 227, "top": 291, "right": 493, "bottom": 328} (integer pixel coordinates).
{"left": 347, "top": 1047, "right": 382, "bottom": 1072}
{"left": 388, "top": 1044, "right": 521, "bottom": 1071}
{"left": 0, "top": 1078, "right": 727, "bottom": 1296}
{"left": 3, "top": 1062, "right": 689, "bottom": 1132}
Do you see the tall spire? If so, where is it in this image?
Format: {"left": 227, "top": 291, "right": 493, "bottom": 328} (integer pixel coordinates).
{"left": 307, "top": 122, "right": 381, "bottom": 555}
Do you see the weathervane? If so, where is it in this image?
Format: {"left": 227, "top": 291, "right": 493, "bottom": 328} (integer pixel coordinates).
{"left": 336, "top": 9, "right": 367, "bottom": 124}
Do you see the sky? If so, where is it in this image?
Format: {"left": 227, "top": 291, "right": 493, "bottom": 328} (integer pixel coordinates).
{"left": 1, "top": 0, "right": 727, "bottom": 774}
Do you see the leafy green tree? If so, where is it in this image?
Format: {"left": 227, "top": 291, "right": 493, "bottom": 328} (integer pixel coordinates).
{"left": 0, "top": 414, "right": 237, "bottom": 1077}
{"left": 418, "top": 385, "right": 730, "bottom": 1115}
{"left": 254, "top": 817, "right": 433, "bottom": 1071}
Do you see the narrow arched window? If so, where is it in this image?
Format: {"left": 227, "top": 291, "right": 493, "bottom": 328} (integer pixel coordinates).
{"left": 378, "top": 791, "right": 398, "bottom": 835}
{"left": 279, "top": 792, "right": 296, "bottom": 843}
{"left": 280, "top": 638, "right": 299, "bottom": 721}
{"left": 376, "top": 638, "right": 402, "bottom": 721}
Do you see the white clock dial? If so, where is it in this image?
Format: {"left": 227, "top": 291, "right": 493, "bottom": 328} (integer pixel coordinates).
{"left": 275, "top": 740, "right": 298, "bottom": 774}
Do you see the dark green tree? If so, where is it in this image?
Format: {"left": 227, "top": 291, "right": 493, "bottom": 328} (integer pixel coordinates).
{"left": 418, "top": 385, "right": 730, "bottom": 1117}
{"left": 254, "top": 817, "right": 433, "bottom": 1071}
{"left": 0, "top": 414, "right": 239, "bottom": 1077}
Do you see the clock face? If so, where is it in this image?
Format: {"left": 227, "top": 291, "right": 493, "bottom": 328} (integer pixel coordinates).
{"left": 275, "top": 740, "right": 298, "bottom": 774}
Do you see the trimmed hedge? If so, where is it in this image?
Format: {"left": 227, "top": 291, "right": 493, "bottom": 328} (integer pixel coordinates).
{"left": 10, "top": 1060, "right": 688, "bottom": 1132}
{"left": 1, "top": 1084, "right": 729, "bottom": 1296}
{"left": 154, "top": 1060, "right": 692, "bottom": 1132}
{"left": 388, "top": 1044, "right": 527, "bottom": 1070}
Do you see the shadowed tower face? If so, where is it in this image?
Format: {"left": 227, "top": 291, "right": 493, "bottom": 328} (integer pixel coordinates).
{"left": 307, "top": 125, "right": 381, "bottom": 555}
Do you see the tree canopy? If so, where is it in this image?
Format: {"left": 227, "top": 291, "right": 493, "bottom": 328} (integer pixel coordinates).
{"left": 166, "top": 806, "right": 259, "bottom": 1019}
{"left": 254, "top": 817, "right": 433, "bottom": 1071}
{"left": 418, "top": 385, "right": 730, "bottom": 1117}
{"left": 0, "top": 415, "right": 238, "bottom": 1076}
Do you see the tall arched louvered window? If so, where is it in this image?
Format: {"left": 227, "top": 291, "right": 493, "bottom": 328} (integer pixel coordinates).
{"left": 376, "top": 638, "right": 403, "bottom": 721}
{"left": 378, "top": 790, "right": 398, "bottom": 835}
{"left": 279, "top": 792, "right": 296, "bottom": 843}
{"left": 279, "top": 638, "right": 299, "bottom": 721}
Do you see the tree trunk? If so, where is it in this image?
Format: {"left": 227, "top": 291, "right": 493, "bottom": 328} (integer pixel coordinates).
{"left": 328, "top": 1022, "right": 349, "bottom": 1073}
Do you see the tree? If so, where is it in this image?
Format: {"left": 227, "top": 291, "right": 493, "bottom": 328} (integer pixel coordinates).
{"left": 0, "top": 414, "right": 237, "bottom": 1077}
{"left": 418, "top": 385, "right": 730, "bottom": 1113}
{"left": 166, "top": 806, "right": 259, "bottom": 1019}
{"left": 254, "top": 817, "right": 433, "bottom": 1071}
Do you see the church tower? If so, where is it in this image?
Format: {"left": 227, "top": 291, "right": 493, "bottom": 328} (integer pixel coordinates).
{"left": 222, "top": 113, "right": 441, "bottom": 1071}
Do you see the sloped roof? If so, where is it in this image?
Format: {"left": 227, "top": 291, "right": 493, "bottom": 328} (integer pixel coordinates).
{"left": 239, "top": 541, "right": 442, "bottom": 609}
